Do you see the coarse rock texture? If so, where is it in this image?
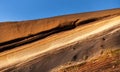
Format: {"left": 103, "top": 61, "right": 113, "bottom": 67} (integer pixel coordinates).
{"left": 53, "top": 49, "right": 120, "bottom": 72}
{"left": 0, "top": 8, "right": 120, "bottom": 72}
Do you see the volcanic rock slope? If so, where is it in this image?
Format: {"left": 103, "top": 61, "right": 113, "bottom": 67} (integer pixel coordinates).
{"left": 0, "top": 8, "right": 120, "bottom": 72}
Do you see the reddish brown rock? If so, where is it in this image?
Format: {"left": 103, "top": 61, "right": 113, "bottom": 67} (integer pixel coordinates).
{"left": 0, "top": 8, "right": 120, "bottom": 72}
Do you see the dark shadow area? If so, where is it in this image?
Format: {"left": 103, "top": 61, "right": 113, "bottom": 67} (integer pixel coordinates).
{"left": 72, "top": 54, "right": 78, "bottom": 61}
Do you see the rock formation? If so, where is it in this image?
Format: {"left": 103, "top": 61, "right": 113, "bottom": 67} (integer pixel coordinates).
{"left": 0, "top": 8, "right": 120, "bottom": 72}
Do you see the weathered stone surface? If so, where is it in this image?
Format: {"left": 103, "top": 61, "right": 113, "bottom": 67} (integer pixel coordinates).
{"left": 0, "top": 8, "right": 120, "bottom": 72}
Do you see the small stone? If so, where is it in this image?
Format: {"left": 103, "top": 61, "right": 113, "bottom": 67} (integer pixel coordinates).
{"left": 112, "top": 65, "right": 115, "bottom": 68}
{"left": 83, "top": 55, "right": 88, "bottom": 60}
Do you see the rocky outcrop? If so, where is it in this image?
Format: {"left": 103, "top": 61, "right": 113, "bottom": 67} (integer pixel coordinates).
{"left": 0, "top": 8, "right": 120, "bottom": 72}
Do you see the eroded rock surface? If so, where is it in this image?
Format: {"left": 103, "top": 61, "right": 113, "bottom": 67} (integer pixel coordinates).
{"left": 0, "top": 8, "right": 120, "bottom": 72}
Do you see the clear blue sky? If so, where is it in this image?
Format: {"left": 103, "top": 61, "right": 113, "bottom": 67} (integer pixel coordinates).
{"left": 0, "top": 0, "right": 120, "bottom": 22}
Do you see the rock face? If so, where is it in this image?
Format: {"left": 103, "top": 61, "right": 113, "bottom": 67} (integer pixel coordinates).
{"left": 0, "top": 8, "right": 120, "bottom": 72}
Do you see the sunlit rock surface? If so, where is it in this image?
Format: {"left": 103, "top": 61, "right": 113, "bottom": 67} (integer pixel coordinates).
{"left": 0, "top": 8, "right": 120, "bottom": 72}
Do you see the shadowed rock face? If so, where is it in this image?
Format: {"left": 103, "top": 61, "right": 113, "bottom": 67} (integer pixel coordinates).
{"left": 0, "top": 8, "right": 120, "bottom": 72}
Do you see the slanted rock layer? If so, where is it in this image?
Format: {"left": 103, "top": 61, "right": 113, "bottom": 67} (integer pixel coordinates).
{"left": 0, "top": 8, "right": 120, "bottom": 72}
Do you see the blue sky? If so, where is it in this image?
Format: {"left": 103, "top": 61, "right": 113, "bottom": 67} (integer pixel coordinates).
{"left": 0, "top": 0, "right": 120, "bottom": 22}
